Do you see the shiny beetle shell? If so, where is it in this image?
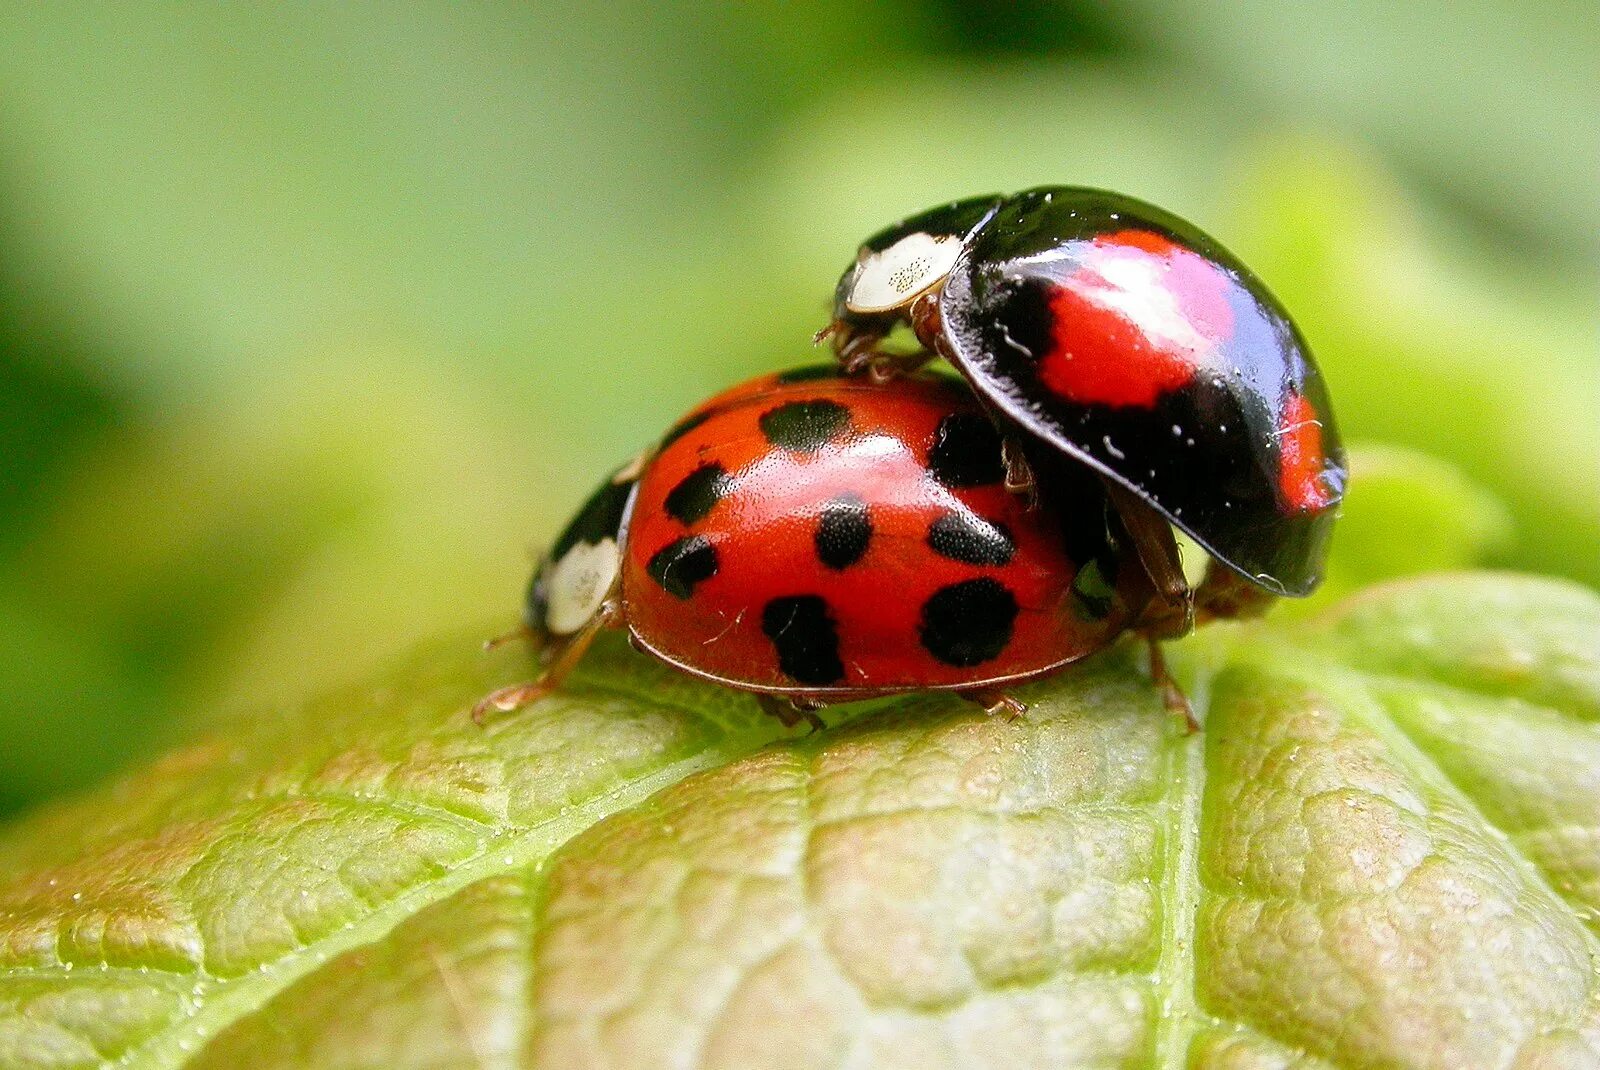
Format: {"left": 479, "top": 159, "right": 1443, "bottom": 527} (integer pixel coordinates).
{"left": 529, "top": 366, "right": 1148, "bottom": 700}
{"left": 831, "top": 187, "right": 1347, "bottom": 597}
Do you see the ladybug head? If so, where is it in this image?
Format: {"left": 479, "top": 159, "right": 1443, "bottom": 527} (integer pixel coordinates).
{"left": 828, "top": 195, "right": 1005, "bottom": 334}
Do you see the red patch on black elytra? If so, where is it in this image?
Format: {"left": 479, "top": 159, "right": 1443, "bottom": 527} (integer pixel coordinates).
{"left": 1038, "top": 280, "right": 1196, "bottom": 409}
{"left": 1276, "top": 393, "right": 1333, "bottom": 512}
{"left": 1100, "top": 228, "right": 1180, "bottom": 256}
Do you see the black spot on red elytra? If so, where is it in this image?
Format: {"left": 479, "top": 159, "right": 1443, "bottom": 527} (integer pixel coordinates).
{"left": 927, "top": 412, "right": 1005, "bottom": 487}
{"left": 759, "top": 399, "right": 850, "bottom": 453}
{"left": 658, "top": 409, "right": 712, "bottom": 451}
{"left": 925, "top": 510, "right": 1014, "bottom": 566}
{"left": 664, "top": 463, "right": 732, "bottom": 525}
{"left": 775, "top": 364, "right": 843, "bottom": 384}
{"left": 814, "top": 493, "right": 872, "bottom": 570}
{"left": 762, "top": 595, "right": 844, "bottom": 685}
{"left": 646, "top": 535, "right": 718, "bottom": 599}
{"left": 919, "top": 578, "right": 1017, "bottom": 666}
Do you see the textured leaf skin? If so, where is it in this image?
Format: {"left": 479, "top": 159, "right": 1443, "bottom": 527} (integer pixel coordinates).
{"left": 0, "top": 574, "right": 1597, "bottom": 1069}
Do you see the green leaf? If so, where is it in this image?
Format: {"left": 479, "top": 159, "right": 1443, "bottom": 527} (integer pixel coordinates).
{"left": 1, "top": 572, "right": 1597, "bottom": 1068}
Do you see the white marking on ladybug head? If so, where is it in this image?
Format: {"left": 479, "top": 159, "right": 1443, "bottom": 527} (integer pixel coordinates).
{"left": 845, "top": 232, "right": 963, "bottom": 314}
{"left": 543, "top": 537, "right": 620, "bottom": 635}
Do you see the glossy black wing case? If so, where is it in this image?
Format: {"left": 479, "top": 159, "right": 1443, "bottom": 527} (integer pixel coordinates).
{"left": 937, "top": 187, "right": 1346, "bottom": 595}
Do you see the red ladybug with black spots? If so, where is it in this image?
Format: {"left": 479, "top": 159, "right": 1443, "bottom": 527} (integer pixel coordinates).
{"left": 819, "top": 187, "right": 1347, "bottom": 618}
{"left": 477, "top": 365, "right": 1199, "bottom": 729}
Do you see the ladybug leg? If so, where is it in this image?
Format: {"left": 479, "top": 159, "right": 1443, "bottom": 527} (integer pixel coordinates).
{"left": 755, "top": 694, "right": 825, "bottom": 734}
{"left": 816, "top": 319, "right": 883, "bottom": 368}
{"left": 472, "top": 601, "right": 619, "bottom": 724}
{"left": 1194, "top": 560, "right": 1277, "bottom": 623}
{"left": 1101, "top": 488, "right": 1197, "bottom": 730}
{"left": 1105, "top": 482, "right": 1194, "bottom": 640}
{"left": 482, "top": 622, "right": 540, "bottom": 652}
{"left": 960, "top": 688, "right": 1028, "bottom": 722}
{"left": 825, "top": 296, "right": 942, "bottom": 382}
{"left": 907, "top": 291, "right": 945, "bottom": 352}
{"left": 1146, "top": 639, "right": 1200, "bottom": 734}
{"left": 828, "top": 324, "right": 885, "bottom": 372}
{"left": 834, "top": 329, "right": 932, "bottom": 382}
{"left": 863, "top": 350, "right": 933, "bottom": 384}
{"left": 1000, "top": 436, "right": 1038, "bottom": 507}
{"left": 812, "top": 319, "right": 845, "bottom": 347}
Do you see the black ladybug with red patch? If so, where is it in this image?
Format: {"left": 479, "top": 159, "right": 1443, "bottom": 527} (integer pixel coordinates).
{"left": 820, "top": 187, "right": 1346, "bottom": 600}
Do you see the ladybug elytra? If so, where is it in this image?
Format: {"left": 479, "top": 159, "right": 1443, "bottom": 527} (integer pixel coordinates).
{"left": 820, "top": 186, "right": 1347, "bottom": 600}
{"left": 477, "top": 366, "right": 1197, "bottom": 728}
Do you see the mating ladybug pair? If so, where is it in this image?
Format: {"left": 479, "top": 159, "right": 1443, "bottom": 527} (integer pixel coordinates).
{"left": 477, "top": 187, "right": 1346, "bottom": 729}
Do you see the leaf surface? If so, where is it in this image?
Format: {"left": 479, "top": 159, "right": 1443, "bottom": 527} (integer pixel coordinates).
{"left": 1, "top": 573, "right": 1597, "bottom": 1069}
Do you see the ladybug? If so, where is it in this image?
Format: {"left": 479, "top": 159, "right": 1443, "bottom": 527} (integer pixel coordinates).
{"left": 476, "top": 365, "right": 1191, "bottom": 729}
{"left": 818, "top": 187, "right": 1347, "bottom": 606}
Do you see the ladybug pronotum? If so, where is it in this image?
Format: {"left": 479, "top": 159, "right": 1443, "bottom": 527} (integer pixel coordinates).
{"left": 477, "top": 365, "right": 1204, "bottom": 729}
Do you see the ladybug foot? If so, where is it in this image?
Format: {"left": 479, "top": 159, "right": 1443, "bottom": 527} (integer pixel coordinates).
{"left": 840, "top": 346, "right": 932, "bottom": 384}
{"left": 473, "top": 607, "right": 612, "bottom": 726}
{"left": 1146, "top": 640, "right": 1200, "bottom": 734}
{"left": 812, "top": 319, "right": 847, "bottom": 348}
{"left": 864, "top": 351, "right": 933, "bottom": 384}
{"left": 816, "top": 320, "right": 875, "bottom": 364}
{"left": 1158, "top": 679, "right": 1200, "bottom": 734}
{"left": 471, "top": 681, "right": 551, "bottom": 725}
{"left": 820, "top": 314, "right": 935, "bottom": 383}
{"left": 961, "top": 688, "right": 1028, "bottom": 722}
{"left": 756, "top": 694, "right": 826, "bottom": 733}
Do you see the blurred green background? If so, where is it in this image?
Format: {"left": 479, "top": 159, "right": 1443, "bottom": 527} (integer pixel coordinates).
{"left": 0, "top": 1, "right": 1594, "bottom": 818}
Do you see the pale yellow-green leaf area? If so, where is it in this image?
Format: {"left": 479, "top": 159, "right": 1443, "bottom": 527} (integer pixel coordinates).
{"left": 1, "top": 573, "right": 1597, "bottom": 1070}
